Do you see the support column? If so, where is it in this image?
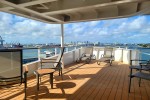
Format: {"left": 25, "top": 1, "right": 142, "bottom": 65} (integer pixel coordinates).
{"left": 61, "top": 23, "right": 64, "bottom": 68}
{"left": 61, "top": 24, "right": 64, "bottom": 47}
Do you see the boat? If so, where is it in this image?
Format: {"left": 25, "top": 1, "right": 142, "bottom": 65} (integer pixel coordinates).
{"left": 44, "top": 50, "right": 55, "bottom": 57}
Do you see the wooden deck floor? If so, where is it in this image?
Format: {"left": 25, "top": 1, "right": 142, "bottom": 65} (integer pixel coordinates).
{"left": 0, "top": 61, "right": 150, "bottom": 100}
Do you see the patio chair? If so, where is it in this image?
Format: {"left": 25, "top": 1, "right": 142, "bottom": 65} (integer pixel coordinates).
{"left": 39, "top": 47, "right": 65, "bottom": 76}
{"left": 0, "top": 49, "right": 28, "bottom": 100}
{"left": 34, "top": 47, "right": 65, "bottom": 91}
{"left": 97, "top": 47, "right": 114, "bottom": 66}
{"left": 128, "top": 59, "right": 150, "bottom": 93}
{"left": 76, "top": 47, "right": 95, "bottom": 64}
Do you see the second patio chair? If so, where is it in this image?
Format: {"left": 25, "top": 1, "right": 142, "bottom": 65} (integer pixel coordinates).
{"left": 97, "top": 47, "right": 114, "bottom": 66}
{"left": 76, "top": 47, "right": 95, "bottom": 64}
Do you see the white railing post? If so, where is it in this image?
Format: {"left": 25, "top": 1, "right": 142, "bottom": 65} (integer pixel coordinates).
{"left": 38, "top": 48, "right": 40, "bottom": 60}
{"left": 74, "top": 47, "right": 76, "bottom": 50}
{"left": 73, "top": 51, "right": 75, "bottom": 62}
{"left": 97, "top": 48, "right": 100, "bottom": 60}
{"left": 139, "top": 50, "right": 142, "bottom": 60}
{"left": 79, "top": 48, "right": 81, "bottom": 58}
{"left": 55, "top": 47, "right": 57, "bottom": 55}
{"left": 121, "top": 48, "right": 123, "bottom": 62}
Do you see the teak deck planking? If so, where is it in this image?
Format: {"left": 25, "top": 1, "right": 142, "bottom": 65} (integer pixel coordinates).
{"left": 0, "top": 61, "right": 149, "bottom": 100}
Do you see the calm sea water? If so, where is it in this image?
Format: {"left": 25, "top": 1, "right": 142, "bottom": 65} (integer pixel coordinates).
{"left": 23, "top": 47, "right": 79, "bottom": 59}
{"left": 23, "top": 46, "right": 150, "bottom": 60}
{"left": 138, "top": 48, "right": 150, "bottom": 60}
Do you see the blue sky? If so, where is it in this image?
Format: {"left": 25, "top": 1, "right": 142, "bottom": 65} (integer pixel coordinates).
{"left": 0, "top": 12, "right": 150, "bottom": 44}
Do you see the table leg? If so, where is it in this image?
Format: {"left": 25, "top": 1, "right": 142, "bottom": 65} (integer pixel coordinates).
{"left": 50, "top": 73, "right": 53, "bottom": 89}
{"left": 37, "top": 74, "right": 39, "bottom": 91}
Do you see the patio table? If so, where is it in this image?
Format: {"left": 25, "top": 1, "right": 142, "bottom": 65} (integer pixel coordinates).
{"left": 34, "top": 69, "right": 55, "bottom": 90}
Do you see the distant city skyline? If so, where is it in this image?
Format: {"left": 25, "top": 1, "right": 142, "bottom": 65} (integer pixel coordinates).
{"left": 0, "top": 12, "right": 150, "bottom": 44}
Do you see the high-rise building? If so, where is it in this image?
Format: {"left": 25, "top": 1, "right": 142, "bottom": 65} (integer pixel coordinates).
{"left": 0, "top": 36, "right": 4, "bottom": 48}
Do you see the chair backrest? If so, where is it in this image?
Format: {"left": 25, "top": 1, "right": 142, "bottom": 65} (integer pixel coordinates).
{"left": 104, "top": 47, "right": 114, "bottom": 57}
{"left": 54, "top": 47, "right": 65, "bottom": 68}
{"left": 82, "top": 47, "right": 93, "bottom": 56}
{"left": 0, "top": 49, "right": 23, "bottom": 86}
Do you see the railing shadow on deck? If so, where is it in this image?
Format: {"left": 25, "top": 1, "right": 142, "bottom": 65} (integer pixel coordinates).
{"left": 27, "top": 61, "right": 128, "bottom": 99}
{"left": 0, "top": 61, "right": 131, "bottom": 100}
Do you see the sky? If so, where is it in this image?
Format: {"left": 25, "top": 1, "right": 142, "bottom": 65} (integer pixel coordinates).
{"left": 0, "top": 12, "right": 150, "bottom": 44}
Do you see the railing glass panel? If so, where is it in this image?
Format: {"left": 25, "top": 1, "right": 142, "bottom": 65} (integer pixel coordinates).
{"left": 139, "top": 48, "right": 150, "bottom": 61}
{"left": 23, "top": 46, "right": 80, "bottom": 64}
{"left": 23, "top": 49, "right": 38, "bottom": 64}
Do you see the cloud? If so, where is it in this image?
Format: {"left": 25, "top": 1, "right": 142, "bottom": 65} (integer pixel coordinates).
{"left": 128, "top": 16, "right": 146, "bottom": 30}
{"left": 128, "top": 33, "right": 148, "bottom": 39}
{"left": 88, "top": 21, "right": 101, "bottom": 26}
{"left": 64, "top": 15, "right": 150, "bottom": 43}
{"left": 0, "top": 11, "right": 150, "bottom": 44}
{"left": 0, "top": 12, "right": 61, "bottom": 43}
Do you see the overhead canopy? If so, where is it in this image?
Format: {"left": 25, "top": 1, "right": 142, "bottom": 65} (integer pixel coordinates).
{"left": 0, "top": 0, "right": 150, "bottom": 24}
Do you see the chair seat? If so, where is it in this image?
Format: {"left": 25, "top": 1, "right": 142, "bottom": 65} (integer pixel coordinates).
{"left": 76, "top": 55, "right": 92, "bottom": 64}
{"left": 81, "top": 56, "right": 90, "bottom": 60}
{"left": 98, "top": 57, "right": 112, "bottom": 62}
{"left": 132, "top": 72, "right": 150, "bottom": 80}
{"left": 97, "top": 57, "right": 113, "bottom": 66}
{"left": 130, "top": 66, "right": 150, "bottom": 71}
{"left": 35, "top": 69, "right": 55, "bottom": 75}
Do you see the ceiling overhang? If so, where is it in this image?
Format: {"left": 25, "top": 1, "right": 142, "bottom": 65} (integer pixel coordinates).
{"left": 0, "top": 0, "right": 150, "bottom": 24}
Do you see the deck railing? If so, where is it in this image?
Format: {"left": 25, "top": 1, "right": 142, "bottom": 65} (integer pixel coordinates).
{"left": 22, "top": 46, "right": 149, "bottom": 75}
